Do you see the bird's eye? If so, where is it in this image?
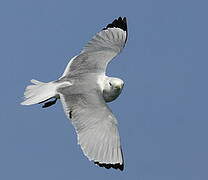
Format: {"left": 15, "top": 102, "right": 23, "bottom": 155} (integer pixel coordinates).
{"left": 109, "top": 82, "right": 112, "bottom": 86}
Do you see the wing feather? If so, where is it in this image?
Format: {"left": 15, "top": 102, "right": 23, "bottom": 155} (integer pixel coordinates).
{"left": 61, "top": 17, "right": 127, "bottom": 77}
{"left": 58, "top": 89, "right": 124, "bottom": 170}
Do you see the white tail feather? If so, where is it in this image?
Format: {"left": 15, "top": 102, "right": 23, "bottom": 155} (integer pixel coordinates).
{"left": 21, "top": 79, "right": 58, "bottom": 106}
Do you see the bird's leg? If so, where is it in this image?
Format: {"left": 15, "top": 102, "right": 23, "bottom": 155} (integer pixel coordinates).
{"left": 42, "top": 98, "right": 57, "bottom": 108}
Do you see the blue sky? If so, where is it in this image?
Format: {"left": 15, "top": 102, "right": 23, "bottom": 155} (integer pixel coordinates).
{"left": 1, "top": 0, "right": 208, "bottom": 179}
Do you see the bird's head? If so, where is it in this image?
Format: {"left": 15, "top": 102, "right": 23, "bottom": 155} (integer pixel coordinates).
{"left": 102, "top": 77, "right": 124, "bottom": 102}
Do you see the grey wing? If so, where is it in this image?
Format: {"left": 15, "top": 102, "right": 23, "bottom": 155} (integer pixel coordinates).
{"left": 61, "top": 17, "right": 127, "bottom": 78}
{"left": 58, "top": 88, "right": 124, "bottom": 170}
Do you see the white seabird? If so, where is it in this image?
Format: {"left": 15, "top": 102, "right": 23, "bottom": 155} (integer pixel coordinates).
{"left": 21, "top": 17, "right": 128, "bottom": 171}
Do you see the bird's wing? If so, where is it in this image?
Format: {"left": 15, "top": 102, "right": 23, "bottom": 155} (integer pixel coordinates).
{"left": 61, "top": 17, "right": 127, "bottom": 78}
{"left": 57, "top": 87, "right": 124, "bottom": 170}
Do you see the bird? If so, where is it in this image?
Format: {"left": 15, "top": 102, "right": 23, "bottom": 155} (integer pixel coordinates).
{"left": 21, "top": 17, "right": 128, "bottom": 171}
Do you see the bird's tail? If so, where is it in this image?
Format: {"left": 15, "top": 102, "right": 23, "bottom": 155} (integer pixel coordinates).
{"left": 21, "top": 79, "right": 59, "bottom": 106}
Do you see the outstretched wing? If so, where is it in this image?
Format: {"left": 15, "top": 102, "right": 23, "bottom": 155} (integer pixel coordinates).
{"left": 61, "top": 17, "right": 127, "bottom": 78}
{"left": 57, "top": 87, "right": 124, "bottom": 170}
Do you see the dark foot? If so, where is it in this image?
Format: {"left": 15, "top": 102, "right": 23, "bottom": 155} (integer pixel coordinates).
{"left": 42, "top": 98, "right": 57, "bottom": 108}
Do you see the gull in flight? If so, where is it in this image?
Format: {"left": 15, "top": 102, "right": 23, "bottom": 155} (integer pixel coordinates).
{"left": 21, "top": 17, "right": 128, "bottom": 171}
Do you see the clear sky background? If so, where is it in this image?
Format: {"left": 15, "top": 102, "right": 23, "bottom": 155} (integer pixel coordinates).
{"left": 1, "top": 0, "right": 208, "bottom": 179}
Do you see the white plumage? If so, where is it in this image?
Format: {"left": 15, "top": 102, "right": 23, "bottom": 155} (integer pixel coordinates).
{"left": 21, "top": 17, "right": 127, "bottom": 171}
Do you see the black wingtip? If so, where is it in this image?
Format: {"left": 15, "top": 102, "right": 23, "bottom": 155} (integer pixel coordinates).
{"left": 94, "top": 147, "right": 125, "bottom": 171}
{"left": 103, "top": 17, "right": 127, "bottom": 32}
{"left": 94, "top": 162, "right": 124, "bottom": 171}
